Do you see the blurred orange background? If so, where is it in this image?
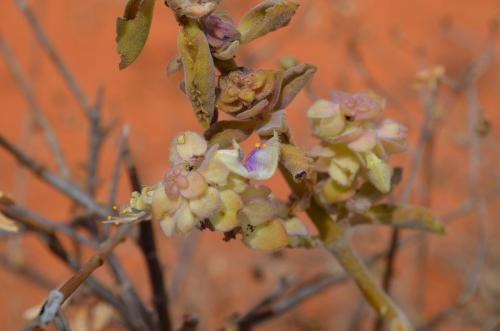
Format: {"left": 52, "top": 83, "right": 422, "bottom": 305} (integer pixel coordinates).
{"left": 1, "top": 0, "right": 499, "bottom": 330}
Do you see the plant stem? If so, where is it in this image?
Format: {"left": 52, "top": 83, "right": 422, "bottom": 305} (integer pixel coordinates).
{"left": 280, "top": 164, "right": 414, "bottom": 330}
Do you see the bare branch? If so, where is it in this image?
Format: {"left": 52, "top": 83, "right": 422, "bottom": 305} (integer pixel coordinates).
{"left": 0, "top": 35, "right": 69, "bottom": 178}
{"left": 124, "top": 140, "right": 173, "bottom": 331}
{"left": 23, "top": 223, "right": 137, "bottom": 330}
{"left": 0, "top": 133, "right": 109, "bottom": 216}
{"left": 15, "top": 0, "right": 94, "bottom": 118}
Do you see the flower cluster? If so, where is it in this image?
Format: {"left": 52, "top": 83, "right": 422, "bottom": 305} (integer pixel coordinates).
{"left": 307, "top": 91, "right": 407, "bottom": 210}
{"left": 111, "top": 131, "right": 310, "bottom": 251}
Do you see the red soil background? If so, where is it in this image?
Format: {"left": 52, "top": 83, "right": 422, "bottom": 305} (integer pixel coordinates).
{"left": 1, "top": 0, "right": 499, "bottom": 330}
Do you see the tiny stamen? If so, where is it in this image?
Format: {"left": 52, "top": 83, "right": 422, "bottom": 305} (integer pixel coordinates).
{"left": 177, "top": 134, "right": 186, "bottom": 145}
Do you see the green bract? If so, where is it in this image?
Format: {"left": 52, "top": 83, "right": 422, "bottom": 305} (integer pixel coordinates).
{"left": 178, "top": 20, "right": 216, "bottom": 129}
{"left": 238, "top": 0, "right": 299, "bottom": 44}
{"left": 116, "top": 0, "right": 156, "bottom": 69}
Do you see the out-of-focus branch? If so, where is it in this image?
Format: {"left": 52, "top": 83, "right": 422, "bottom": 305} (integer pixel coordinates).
{"left": 460, "top": 52, "right": 490, "bottom": 304}
{"left": 0, "top": 253, "right": 55, "bottom": 290}
{"left": 1, "top": 204, "right": 98, "bottom": 248}
{"left": 108, "top": 126, "right": 130, "bottom": 208}
{"left": 375, "top": 81, "right": 440, "bottom": 331}
{"left": 0, "top": 134, "right": 108, "bottom": 216}
{"left": 0, "top": 134, "right": 153, "bottom": 329}
{"left": 15, "top": 0, "right": 94, "bottom": 118}
{"left": 225, "top": 188, "right": 498, "bottom": 331}
{"left": 87, "top": 85, "right": 106, "bottom": 196}
{"left": 23, "top": 223, "right": 137, "bottom": 331}
{"left": 124, "top": 140, "right": 173, "bottom": 331}
{"left": 0, "top": 35, "right": 69, "bottom": 178}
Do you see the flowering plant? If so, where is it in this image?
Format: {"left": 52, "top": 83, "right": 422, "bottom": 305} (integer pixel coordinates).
{"left": 114, "top": 0, "right": 444, "bottom": 329}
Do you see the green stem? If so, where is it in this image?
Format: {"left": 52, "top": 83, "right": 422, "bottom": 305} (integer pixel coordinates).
{"left": 280, "top": 164, "right": 414, "bottom": 331}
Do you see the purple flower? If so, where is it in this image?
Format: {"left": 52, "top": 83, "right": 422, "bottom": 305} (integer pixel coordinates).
{"left": 201, "top": 14, "right": 240, "bottom": 50}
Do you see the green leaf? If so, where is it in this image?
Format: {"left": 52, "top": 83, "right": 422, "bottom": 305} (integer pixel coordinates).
{"left": 238, "top": 0, "right": 299, "bottom": 44}
{"left": 276, "top": 63, "right": 317, "bottom": 109}
{"left": 349, "top": 204, "right": 446, "bottom": 235}
{"left": 116, "top": 0, "right": 156, "bottom": 70}
{"left": 178, "top": 20, "right": 216, "bottom": 129}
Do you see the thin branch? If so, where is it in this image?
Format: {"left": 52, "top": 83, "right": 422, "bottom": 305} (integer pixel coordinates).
{"left": 2, "top": 204, "right": 98, "bottom": 248}
{"left": 0, "top": 133, "right": 109, "bottom": 216}
{"left": 108, "top": 126, "right": 130, "bottom": 208}
{"left": 1, "top": 205, "right": 144, "bottom": 331}
{"left": 375, "top": 74, "right": 440, "bottom": 331}
{"left": 23, "top": 223, "right": 136, "bottom": 331}
{"left": 0, "top": 135, "right": 153, "bottom": 329}
{"left": 0, "top": 35, "right": 69, "bottom": 178}
{"left": 0, "top": 252, "right": 55, "bottom": 290}
{"left": 124, "top": 140, "right": 173, "bottom": 331}
{"left": 235, "top": 276, "right": 295, "bottom": 330}
{"left": 87, "top": 85, "right": 106, "bottom": 196}
{"left": 460, "top": 58, "right": 489, "bottom": 303}
{"left": 15, "top": 0, "right": 94, "bottom": 118}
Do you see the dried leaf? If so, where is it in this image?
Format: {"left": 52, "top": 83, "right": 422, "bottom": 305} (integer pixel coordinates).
{"left": 0, "top": 212, "right": 19, "bottom": 233}
{"left": 280, "top": 143, "right": 314, "bottom": 182}
{"left": 238, "top": 0, "right": 299, "bottom": 44}
{"left": 276, "top": 63, "right": 317, "bottom": 109}
{"left": 349, "top": 204, "right": 445, "bottom": 235}
{"left": 116, "top": 0, "right": 156, "bottom": 69}
{"left": 178, "top": 20, "right": 216, "bottom": 129}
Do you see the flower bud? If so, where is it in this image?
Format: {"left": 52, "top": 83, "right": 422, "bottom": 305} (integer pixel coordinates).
{"left": 216, "top": 68, "right": 283, "bottom": 119}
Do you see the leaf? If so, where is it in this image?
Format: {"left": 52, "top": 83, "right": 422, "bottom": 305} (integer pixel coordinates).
{"left": 238, "top": 0, "right": 299, "bottom": 44}
{"left": 280, "top": 143, "right": 314, "bottom": 182}
{"left": 0, "top": 212, "right": 19, "bottom": 233}
{"left": 178, "top": 20, "right": 216, "bottom": 129}
{"left": 204, "top": 120, "right": 256, "bottom": 148}
{"left": 349, "top": 204, "right": 445, "bottom": 235}
{"left": 116, "top": 0, "right": 156, "bottom": 70}
{"left": 276, "top": 63, "right": 317, "bottom": 109}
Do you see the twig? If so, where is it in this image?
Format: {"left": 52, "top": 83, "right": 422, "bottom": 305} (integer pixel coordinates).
{"left": 0, "top": 135, "right": 152, "bottom": 329}
{"left": 235, "top": 276, "right": 295, "bottom": 330}
{"left": 108, "top": 126, "right": 130, "bottom": 208}
{"left": 0, "top": 253, "right": 55, "bottom": 290}
{"left": 170, "top": 232, "right": 200, "bottom": 300}
{"left": 460, "top": 57, "right": 489, "bottom": 303}
{"left": 375, "top": 73, "right": 440, "bottom": 331}
{"left": 23, "top": 223, "right": 135, "bottom": 330}
{"left": 226, "top": 195, "right": 494, "bottom": 331}
{"left": 124, "top": 140, "right": 173, "bottom": 331}
{"left": 346, "top": 300, "right": 368, "bottom": 331}
{"left": 0, "top": 35, "right": 69, "bottom": 178}
{"left": 0, "top": 133, "right": 109, "bottom": 216}
{"left": 87, "top": 85, "right": 106, "bottom": 196}
{"left": 1, "top": 204, "right": 98, "bottom": 248}
{"left": 15, "top": 0, "right": 94, "bottom": 118}
{"left": 1, "top": 205, "right": 144, "bottom": 331}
